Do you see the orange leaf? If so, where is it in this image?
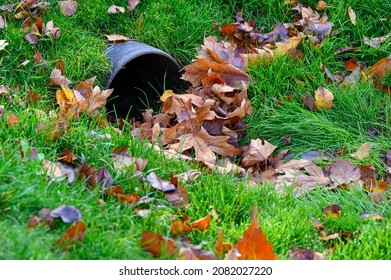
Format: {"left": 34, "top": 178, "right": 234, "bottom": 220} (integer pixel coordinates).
{"left": 189, "top": 215, "right": 211, "bottom": 231}
{"left": 171, "top": 220, "right": 190, "bottom": 235}
{"left": 366, "top": 55, "right": 391, "bottom": 81}
{"left": 57, "top": 221, "right": 86, "bottom": 246}
{"left": 7, "top": 114, "right": 18, "bottom": 126}
{"left": 182, "top": 58, "right": 248, "bottom": 87}
{"left": 116, "top": 193, "right": 140, "bottom": 204}
{"left": 345, "top": 58, "right": 359, "bottom": 71}
{"left": 141, "top": 232, "right": 177, "bottom": 258}
{"left": 215, "top": 229, "right": 232, "bottom": 256}
{"left": 236, "top": 217, "right": 277, "bottom": 260}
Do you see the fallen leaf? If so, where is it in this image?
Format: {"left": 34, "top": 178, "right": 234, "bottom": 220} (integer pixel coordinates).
{"left": 360, "top": 211, "right": 383, "bottom": 221}
{"left": 351, "top": 142, "right": 370, "bottom": 159}
{"left": 0, "top": 40, "right": 8, "bottom": 50}
{"left": 189, "top": 215, "right": 211, "bottom": 231}
{"left": 128, "top": 0, "right": 141, "bottom": 11}
{"left": 146, "top": 172, "right": 176, "bottom": 191}
{"left": 364, "top": 34, "right": 391, "bottom": 48}
{"left": 177, "top": 245, "right": 217, "bottom": 260}
{"left": 24, "top": 33, "right": 38, "bottom": 44}
{"left": 50, "top": 68, "right": 72, "bottom": 87}
{"left": 345, "top": 58, "right": 360, "bottom": 71}
{"left": 96, "top": 168, "right": 113, "bottom": 188}
{"left": 215, "top": 229, "right": 233, "bottom": 256}
{"left": 323, "top": 204, "right": 342, "bottom": 218}
{"left": 348, "top": 7, "right": 356, "bottom": 26}
{"left": 45, "top": 21, "right": 60, "bottom": 39}
{"left": 116, "top": 193, "right": 140, "bottom": 204}
{"left": 314, "top": 86, "right": 333, "bottom": 109}
{"left": 27, "top": 216, "right": 41, "bottom": 229}
{"left": 316, "top": 1, "right": 328, "bottom": 11}
{"left": 57, "top": 221, "right": 86, "bottom": 246}
{"left": 288, "top": 246, "right": 325, "bottom": 260}
{"left": 105, "top": 34, "right": 130, "bottom": 42}
{"left": 182, "top": 58, "right": 248, "bottom": 87}
{"left": 241, "top": 139, "right": 277, "bottom": 167}
{"left": 170, "top": 127, "right": 242, "bottom": 164}
{"left": 108, "top": 5, "right": 125, "bottom": 14}
{"left": 60, "top": 0, "right": 78, "bottom": 17}
{"left": 236, "top": 216, "right": 277, "bottom": 260}
{"left": 326, "top": 158, "right": 361, "bottom": 187}
{"left": 7, "top": 114, "right": 18, "bottom": 126}
{"left": 366, "top": 54, "right": 391, "bottom": 81}
{"left": 141, "top": 232, "right": 177, "bottom": 258}
{"left": 301, "top": 92, "right": 316, "bottom": 110}
{"left": 50, "top": 205, "right": 82, "bottom": 223}
{"left": 0, "top": 16, "right": 5, "bottom": 29}
{"left": 77, "top": 164, "right": 97, "bottom": 186}
{"left": 165, "top": 184, "right": 189, "bottom": 207}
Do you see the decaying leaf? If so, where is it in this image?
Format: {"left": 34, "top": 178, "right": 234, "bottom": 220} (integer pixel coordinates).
{"left": 366, "top": 54, "right": 391, "bottom": 81}
{"left": 60, "top": 1, "right": 78, "bottom": 17}
{"left": 141, "top": 232, "right": 177, "bottom": 258}
{"left": 105, "top": 34, "right": 130, "bottom": 42}
{"left": 348, "top": 7, "right": 356, "bottom": 26}
{"left": 323, "top": 204, "right": 342, "bottom": 218}
{"left": 236, "top": 216, "right": 277, "bottom": 260}
{"left": 108, "top": 5, "right": 125, "bottom": 14}
{"left": 316, "top": 1, "right": 328, "bottom": 11}
{"left": 326, "top": 158, "right": 361, "bottom": 187}
{"left": 351, "top": 142, "right": 370, "bottom": 159}
{"left": 360, "top": 211, "right": 383, "bottom": 221}
{"left": 128, "top": 0, "right": 141, "bottom": 11}
{"left": 364, "top": 34, "right": 391, "bottom": 48}
{"left": 146, "top": 172, "right": 176, "bottom": 191}
{"left": 57, "top": 221, "right": 86, "bottom": 246}
{"left": 288, "top": 246, "right": 325, "bottom": 260}
{"left": 314, "top": 86, "right": 333, "bottom": 109}
{"left": 50, "top": 68, "right": 72, "bottom": 88}
{"left": 241, "top": 139, "right": 277, "bottom": 167}
{"left": 189, "top": 215, "right": 211, "bottom": 231}
{"left": 50, "top": 205, "right": 82, "bottom": 223}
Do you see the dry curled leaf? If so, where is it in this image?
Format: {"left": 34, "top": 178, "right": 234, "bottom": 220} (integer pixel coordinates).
{"left": 189, "top": 215, "right": 211, "bottom": 231}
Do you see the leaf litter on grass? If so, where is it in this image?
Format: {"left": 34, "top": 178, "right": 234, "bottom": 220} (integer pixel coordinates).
{"left": 2, "top": 0, "right": 391, "bottom": 259}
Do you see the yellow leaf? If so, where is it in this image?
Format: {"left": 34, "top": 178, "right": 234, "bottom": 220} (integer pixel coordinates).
{"left": 60, "top": 85, "right": 75, "bottom": 101}
{"left": 275, "top": 36, "right": 302, "bottom": 56}
{"left": 314, "top": 86, "right": 333, "bottom": 109}
{"left": 160, "top": 89, "right": 174, "bottom": 102}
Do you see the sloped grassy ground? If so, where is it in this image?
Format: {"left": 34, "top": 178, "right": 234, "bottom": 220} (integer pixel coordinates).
{"left": 1, "top": 0, "right": 391, "bottom": 259}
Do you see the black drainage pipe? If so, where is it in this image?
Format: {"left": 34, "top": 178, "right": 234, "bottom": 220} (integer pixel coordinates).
{"left": 105, "top": 41, "right": 185, "bottom": 121}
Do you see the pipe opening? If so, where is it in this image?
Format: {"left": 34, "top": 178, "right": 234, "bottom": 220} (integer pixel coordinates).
{"left": 106, "top": 53, "right": 184, "bottom": 121}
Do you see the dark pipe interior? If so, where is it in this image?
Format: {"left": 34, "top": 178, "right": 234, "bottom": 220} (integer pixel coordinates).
{"left": 106, "top": 54, "right": 185, "bottom": 121}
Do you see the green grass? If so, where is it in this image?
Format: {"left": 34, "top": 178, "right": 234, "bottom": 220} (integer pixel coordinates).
{"left": 1, "top": 0, "right": 391, "bottom": 260}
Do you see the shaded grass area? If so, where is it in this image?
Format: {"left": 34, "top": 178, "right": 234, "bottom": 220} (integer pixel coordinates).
{"left": 1, "top": 0, "right": 391, "bottom": 260}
